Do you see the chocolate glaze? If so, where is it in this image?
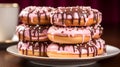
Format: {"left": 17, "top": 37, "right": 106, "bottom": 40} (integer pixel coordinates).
{"left": 77, "top": 9, "right": 81, "bottom": 25}
{"left": 37, "top": 11, "right": 40, "bottom": 24}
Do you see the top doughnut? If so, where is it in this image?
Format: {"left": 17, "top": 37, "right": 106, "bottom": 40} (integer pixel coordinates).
{"left": 19, "top": 6, "right": 55, "bottom": 25}
{"left": 50, "top": 6, "right": 102, "bottom": 26}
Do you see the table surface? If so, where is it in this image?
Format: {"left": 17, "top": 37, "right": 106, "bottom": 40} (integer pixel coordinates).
{"left": 0, "top": 24, "right": 120, "bottom": 67}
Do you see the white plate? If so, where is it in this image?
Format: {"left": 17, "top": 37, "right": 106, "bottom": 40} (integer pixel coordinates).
{"left": 7, "top": 45, "right": 120, "bottom": 67}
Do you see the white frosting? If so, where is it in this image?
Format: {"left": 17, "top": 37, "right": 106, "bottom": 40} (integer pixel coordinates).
{"left": 48, "top": 26, "right": 91, "bottom": 36}
{"left": 48, "top": 26, "right": 102, "bottom": 37}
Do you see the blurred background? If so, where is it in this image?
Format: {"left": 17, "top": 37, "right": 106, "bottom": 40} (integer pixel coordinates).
{"left": 0, "top": 0, "right": 120, "bottom": 47}
{"left": 0, "top": 0, "right": 120, "bottom": 67}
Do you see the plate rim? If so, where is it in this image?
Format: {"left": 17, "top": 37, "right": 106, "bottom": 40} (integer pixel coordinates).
{"left": 7, "top": 45, "right": 120, "bottom": 60}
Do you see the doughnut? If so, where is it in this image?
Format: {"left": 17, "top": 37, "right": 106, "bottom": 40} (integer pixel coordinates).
{"left": 19, "top": 6, "right": 55, "bottom": 25}
{"left": 18, "top": 41, "right": 50, "bottom": 56}
{"left": 47, "top": 38, "right": 106, "bottom": 58}
{"left": 16, "top": 24, "right": 49, "bottom": 42}
{"left": 50, "top": 6, "right": 102, "bottom": 26}
{"left": 47, "top": 24, "right": 103, "bottom": 44}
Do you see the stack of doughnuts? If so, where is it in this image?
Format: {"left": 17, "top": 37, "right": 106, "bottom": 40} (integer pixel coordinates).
{"left": 47, "top": 6, "right": 106, "bottom": 58}
{"left": 16, "top": 6, "right": 55, "bottom": 56}
{"left": 16, "top": 6, "right": 106, "bottom": 58}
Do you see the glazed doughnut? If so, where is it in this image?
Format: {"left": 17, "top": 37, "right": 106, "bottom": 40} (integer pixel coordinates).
{"left": 19, "top": 6, "right": 55, "bottom": 25}
{"left": 47, "top": 38, "right": 106, "bottom": 58}
{"left": 50, "top": 6, "right": 102, "bottom": 26}
{"left": 16, "top": 24, "right": 49, "bottom": 42}
{"left": 47, "top": 24, "right": 103, "bottom": 44}
{"left": 18, "top": 41, "right": 50, "bottom": 56}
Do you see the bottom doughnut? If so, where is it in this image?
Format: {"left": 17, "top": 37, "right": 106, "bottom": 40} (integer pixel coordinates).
{"left": 47, "top": 38, "right": 106, "bottom": 58}
{"left": 18, "top": 41, "right": 50, "bottom": 57}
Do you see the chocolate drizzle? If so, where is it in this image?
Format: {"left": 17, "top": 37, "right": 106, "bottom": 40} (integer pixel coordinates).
{"left": 58, "top": 44, "right": 65, "bottom": 50}
{"left": 77, "top": 44, "right": 82, "bottom": 57}
{"left": 22, "top": 30, "right": 25, "bottom": 42}
{"left": 43, "top": 10, "right": 48, "bottom": 20}
{"left": 77, "top": 9, "right": 81, "bottom": 25}
{"left": 37, "top": 11, "right": 40, "bottom": 24}
{"left": 18, "top": 32, "right": 21, "bottom": 41}
{"left": 61, "top": 12, "right": 64, "bottom": 24}
{"left": 27, "top": 9, "right": 35, "bottom": 24}
{"left": 27, "top": 13, "right": 30, "bottom": 24}
{"left": 93, "top": 11, "right": 98, "bottom": 23}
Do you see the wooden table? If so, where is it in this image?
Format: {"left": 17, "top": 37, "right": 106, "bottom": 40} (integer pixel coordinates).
{"left": 0, "top": 23, "right": 120, "bottom": 67}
